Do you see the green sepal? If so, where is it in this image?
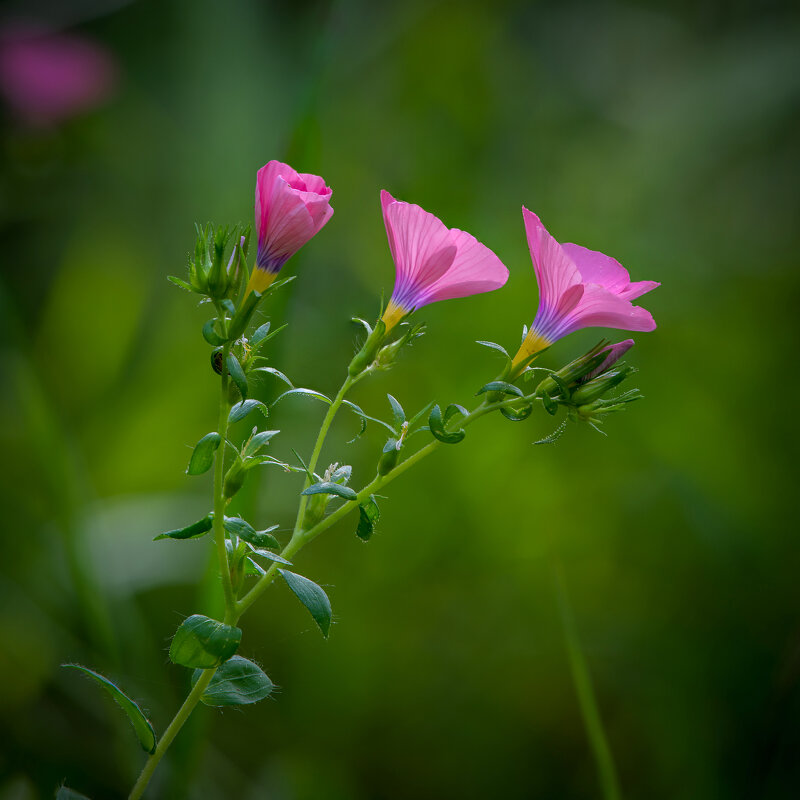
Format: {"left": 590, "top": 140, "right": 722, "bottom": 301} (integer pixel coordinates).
{"left": 226, "top": 353, "right": 248, "bottom": 398}
{"left": 475, "top": 340, "right": 511, "bottom": 359}
{"left": 301, "top": 482, "right": 358, "bottom": 501}
{"left": 224, "top": 516, "right": 280, "bottom": 549}
{"left": 477, "top": 381, "right": 523, "bottom": 398}
{"left": 428, "top": 404, "right": 465, "bottom": 444}
{"left": 541, "top": 391, "right": 559, "bottom": 416}
{"left": 356, "top": 495, "right": 380, "bottom": 541}
{"left": 62, "top": 664, "right": 157, "bottom": 753}
{"left": 168, "top": 275, "right": 194, "bottom": 292}
{"left": 169, "top": 615, "right": 242, "bottom": 669}
{"left": 186, "top": 432, "right": 221, "bottom": 475}
{"left": 534, "top": 419, "right": 568, "bottom": 445}
{"left": 192, "top": 655, "right": 274, "bottom": 707}
{"left": 278, "top": 569, "right": 332, "bottom": 637}
{"left": 229, "top": 399, "right": 268, "bottom": 424}
{"left": 202, "top": 318, "right": 228, "bottom": 346}
{"left": 154, "top": 514, "right": 213, "bottom": 541}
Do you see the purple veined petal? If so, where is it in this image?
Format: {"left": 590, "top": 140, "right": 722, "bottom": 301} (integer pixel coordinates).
{"left": 523, "top": 208, "right": 581, "bottom": 309}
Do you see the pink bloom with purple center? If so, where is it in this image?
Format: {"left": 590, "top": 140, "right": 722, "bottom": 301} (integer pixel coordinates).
{"left": 512, "top": 208, "right": 659, "bottom": 370}
{"left": 380, "top": 190, "right": 509, "bottom": 330}
{"left": 245, "top": 160, "right": 333, "bottom": 296}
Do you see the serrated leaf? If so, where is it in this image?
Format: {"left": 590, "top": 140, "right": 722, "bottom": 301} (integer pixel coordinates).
{"left": 475, "top": 340, "right": 510, "bottom": 359}
{"left": 250, "top": 321, "right": 271, "bottom": 345}
{"left": 477, "top": 381, "right": 524, "bottom": 398}
{"left": 154, "top": 514, "right": 213, "bottom": 541}
{"left": 223, "top": 516, "right": 280, "bottom": 549}
{"left": 226, "top": 353, "right": 248, "bottom": 398}
{"left": 62, "top": 664, "right": 156, "bottom": 753}
{"left": 272, "top": 388, "right": 332, "bottom": 407}
{"left": 186, "top": 432, "right": 221, "bottom": 475}
{"left": 301, "top": 482, "right": 358, "bottom": 501}
{"left": 202, "top": 319, "right": 227, "bottom": 346}
{"left": 387, "top": 394, "right": 405, "bottom": 427}
{"left": 168, "top": 275, "right": 194, "bottom": 292}
{"left": 192, "top": 655, "right": 274, "bottom": 707}
{"left": 229, "top": 399, "right": 268, "bottom": 424}
{"left": 534, "top": 419, "right": 568, "bottom": 445}
{"left": 356, "top": 495, "right": 380, "bottom": 541}
{"left": 252, "top": 366, "right": 293, "bottom": 387}
{"left": 278, "top": 570, "right": 332, "bottom": 637}
{"left": 428, "top": 404, "right": 466, "bottom": 444}
{"left": 169, "top": 615, "right": 241, "bottom": 668}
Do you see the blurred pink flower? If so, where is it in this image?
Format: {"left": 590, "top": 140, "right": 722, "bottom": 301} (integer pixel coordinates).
{"left": 245, "top": 160, "right": 333, "bottom": 296}
{"left": 512, "top": 209, "right": 658, "bottom": 370}
{"left": 0, "top": 24, "right": 116, "bottom": 125}
{"left": 380, "top": 190, "right": 509, "bottom": 331}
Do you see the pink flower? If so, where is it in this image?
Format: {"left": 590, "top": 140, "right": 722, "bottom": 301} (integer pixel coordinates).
{"left": 512, "top": 209, "right": 658, "bottom": 370}
{"left": 580, "top": 339, "right": 635, "bottom": 383}
{"left": 245, "top": 160, "right": 333, "bottom": 296}
{"left": 379, "top": 190, "right": 509, "bottom": 331}
{"left": 0, "top": 24, "right": 116, "bottom": 126}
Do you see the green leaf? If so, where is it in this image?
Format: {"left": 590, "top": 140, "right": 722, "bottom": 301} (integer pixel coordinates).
{"left": 500, "top": 403, "right": 533, "bottom": 422}
{"left": 475, "top": 340, "right": 510, "bottom": 359}
{"left": 534, "top": 419, "right": 568, "bottom": 445}
{"left": 247, "top": 545, "right": 293, "bottom": 565}
{"left": 428, "top": 404, "right": 466, "bottom": 444}
{"left": 242, "top": 429, "right": 280, "bottom": 457}
{"left": 252, "top": 321, "right": 288, "bottom": 346}
{"left": 226, "top": 353, "right": 248, "bottom": 398}
{"left": 301, "top": 482, "right": 358, "bottom": 501}
{"left": 252, "top": 366, "right": 293, "bottom": 387}
{"left": 387, "top": 394, "right": 405, "bottom": 427}
{"left": 169, "top": 615, "right": 242, "bottom": 668}
{"left": 192, "top": 656, "right": 273, "bottom": 707}
{"left": 186, "top": 432, "right": 221, "bottom": 475}
{"left": 229, "top": 398, "right": 268, "bottom": 424}
{"left": 62, "top": 664, "right": 156, "bottom": 754}
{"left": 342, "top": 400, "right": 397, "bottom": 434}
{"left": 154, "top": 514, "right": 213, "bottom": 541}
{"left": 250, "top": 321, "right": 271, "bottom": 345}
{"left": 541, "top": 392, "right": 559, "bottom": 416}
{"left": 278, "top": 570, "right": 332, "bottom": 637}
{"left": 477, "top": 381, "right": 523, "bottom": 398}
{"left": 407, "top": 400, "right": 436, "bottom": 431}
{"left": 549, "top": 373, "right": 572, "bottom": 399}
{"left": 223, "top": 516, "right": 280, "bottom": 549}
{"left": 330, "top": 464, "right": 352, "bottom": 484}
{"left": 202, "top": 318, "right": 227, "bottom": 346}
{"left": 356, "top": 495, "right": 380, "bottom": 541}
{"left": 443, "top": 403, "right": 469, "bottom": 423}
{"left": 168, "top": 275, "right": 194, "bottom": 292}
{"left": 272, "top": 388, "right": 332, "bottom": 406}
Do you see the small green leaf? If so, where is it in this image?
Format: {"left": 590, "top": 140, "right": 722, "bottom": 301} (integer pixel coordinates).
{"left": 62, "top": 664, "right": 156, "bottom": 753}
{"left": 541, "top": 392, "right": 559, "bottom": 416}
{"left": 342, "top": 400, "right": 397, "bottom": 434}
{"left": 356, "top": 495, "right": 380, "bottom": 541}
{"left": 242, "top": 429, "right": 280, "bottom": 457}
{"left": 279, "top": 570, "right": 332, "bottom": 637}
{"left": 387, "top": 394, "right": 405, "bottom": 427}
{"left": 475, "top": 340, "right": 510, "bottom": 359}
{"left": 301, "top": 482, "right": 358, "bottom": 501}
{"left": 226, "top": 353, "right": 248, "bottom": 398}
{"left": 250, "top": 321, "right": 271, "bottom": 345}
{"left": 477, "top": 381, "right": 523, "bottom": 397}
{"left": 187, "top": 432, "right": 221, "bottom": 475}
{"left": 247, "top": 545, "right": 293, "bottom": 565}
{"left": 500, "top": 403, "right": 533, "bottom": 422}
{"left": 534, "top": 419, "right": 568, "bottom": 445}
{"left": 330, "top": 464, "right": 352, "bottom": 484}
{"left": 443, "top": 403, "right": 469, "bottom": 422}
{"left": 169, "top": 615, "right": 242, "bottom": 668}
{"left": 549, "top": 373, "right": 572, "bottom": 399}
{"left": 154, "top": 514, "right": 213, "bottom": 541}
{"left": 229, "top": 398, "right": 268, "bottom": 424}
{"left": 252, "top": 366, "right": 293, "bottom": 387}
{"left": 428, "top": 404, "right": 466, "bottom": 444}
{"left": 223, "top": 516, "right": 280, "bottom": 549}
{"left": 272, "top": 388, "right": 332, "bottom": 406}
{"left": 168, "top": 275, "right": 194, "bottom": 292}
{"left": 202, "top": 319, "right": 227, "bottom": 346}
{"left": 192, "top": 655, "right": 273, "bottom": 707}
{"left": 252, "top": 321, "right": 288, "bottom": 346}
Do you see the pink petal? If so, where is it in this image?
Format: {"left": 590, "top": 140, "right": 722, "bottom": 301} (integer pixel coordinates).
{"left": 260, "top": 177, "right": 316, "bottom": 263}
{"left": 522, "top": 208, "right": 580, "bottom": 308}
{"left": 561, "top": 243, "right": 632, "bottom": 294}
{"left": 560, "top": 284, "right": 657, "bottom": 337}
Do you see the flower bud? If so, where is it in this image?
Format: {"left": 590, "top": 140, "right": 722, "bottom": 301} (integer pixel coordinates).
{"left": 348, "top": 320, "right": 387, "bottom": 376}
{"left": 377, "top": 438, "right": 400, "bottom": 475}
{"left": 571, "top": 366, "right": 635, "bottom": 406}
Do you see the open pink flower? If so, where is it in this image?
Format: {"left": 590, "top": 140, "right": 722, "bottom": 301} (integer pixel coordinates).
{"left": 245, "top": 160, "right": 333, "bottom": 296}
{"left": 512, "top": 209, "right": 658, "bottom": 370}
{"left": 379, "top": 190, "right": 509, "bottom": 331}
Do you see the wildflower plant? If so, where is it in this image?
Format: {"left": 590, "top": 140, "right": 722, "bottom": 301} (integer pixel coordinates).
{"left": 61, "top": 160, "right": 659, "bottom": 799}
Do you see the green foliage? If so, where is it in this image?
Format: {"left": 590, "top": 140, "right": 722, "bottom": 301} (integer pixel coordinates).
{"left": 169, "top": 615, "right": 242, "bottom": 669}
{"left": 223, "top": 516, "right": 280, "bottom": 549}
{"left": 62, "top": 665, "right": 156, "bottom": 753}
{"left": 301, "top": 482, "right": 358, "bottom": 501}
{"left": 279, "top": 570, "right": 332, "bottom": 637}
{"left": 272, "top": 388, "right": 332, "bottom": 406}
{"left": 154, "top": 514, "right": 213, "bottom": 541}
{"left": 226, "top": 353, "right": 248, "bottom": 398}
{"left": 428, "top": 404, "right": 465, "bottom": 444}
{"left": 192, "top": 656, "right": 274, "bottom": 707}
{"left": 229, "top": 399, "right": 268, "bottom": 424}
{"left": 356, "top": 496, "right": 380, "bottom": 541}
{"left": 477, "top": 381, "right": 523, "bottom": 398}
{"left": 186, "top": 432, "right": 221, "bottom": 475}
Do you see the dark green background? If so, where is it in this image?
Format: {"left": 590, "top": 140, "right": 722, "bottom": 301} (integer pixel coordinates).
{"left": 1, "top": 0, "right": 798, "bottom": 797}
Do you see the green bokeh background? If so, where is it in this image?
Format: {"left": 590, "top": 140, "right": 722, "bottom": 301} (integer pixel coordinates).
{"left": 1, "top": 0, "right": 798, "bottom": 798}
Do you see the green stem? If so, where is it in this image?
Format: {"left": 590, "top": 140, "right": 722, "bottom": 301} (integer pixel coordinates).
{"left": 551, "top": 557, "right": 622, "bottom": 800}
{"left": 213, "top": 343, "right": 236, "bottom": 617}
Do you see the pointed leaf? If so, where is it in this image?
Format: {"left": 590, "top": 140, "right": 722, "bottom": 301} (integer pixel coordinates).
{"left": 169, "top": 615, "right": 241, "bottom": 668}
{"left": 475, "top": 340, "right": 510, "bottom": 359}
{"left": 279, "top": 570, "right": 332, "bottom": 637}
{"left": 428, "top": 404, "right": 466, "bottom": 444}
{"left": 342, "top": 400, "right": 397, "bottom": 435}
{"left": 226, "top": 353, "right": 248, "bottom": 398}
{"left": 192, "top": 656, "right": 274, "bottom": 707}
{"left": 272, "top": 388, "right": 332, "bottom": 407}
{"left": 252, "top": 366, "right": 293, "bottom": 387}
{"left": 250, "top": 321, "right": 271, "bottom": 345}
{"left": 477, "top": 381, "right": 523, "bottom": 398}
{"left": 229, "top": 399, "right": 268, "bottom": 424}
{"left": 500, "top": 403, "right": 533, "bottom": 422}
{"left": 301, "top": 482, "right": 358, "bottom": 501}
{"left": 223, "top": 516, "right": 280, "bottom": 549}
{"left": 408, "top": 400, "right": 436, "bottom": 431}
{"left": 246, "top": 545, "right": 293, "bottom": 565}
{"left": 443, "top": 403, "right": 469, "bottom": 423}
{"left": 186, "top": 432, "right": 221, "bottom": 475}
{"left": 242, "top": 429, "right": 280, "bottom": 457}
{"left": 387, "top": 394, "right": 405, "bottom": 427}
{"left": 62, "top": 664, "right": 156, "bottom": 753}
{"left": 154, "top": 514, "right": 213, "bottom": 541}
{"left": 356, "top": 495, "right": 380, "bottom": 542}
{"left": 541, "top": 392, "right": 559, "bottom": 416}
{"left": 534, "top": 419, "right": 568, "bottom": 445}
{"left": 168, "top": 274, "right": 195, "bottom": 292}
